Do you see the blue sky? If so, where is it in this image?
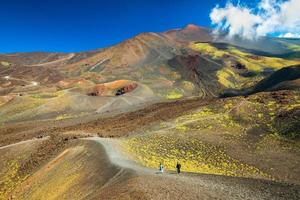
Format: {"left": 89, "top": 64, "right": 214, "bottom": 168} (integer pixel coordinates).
{"left": 0, "top": 0, "right": 249, "bottom": 53}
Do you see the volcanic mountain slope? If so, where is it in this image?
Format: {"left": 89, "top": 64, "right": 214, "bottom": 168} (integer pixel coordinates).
{"left": 0, "top": 52, "right": 70, "bottom": 66}
{"left": 121, "top": 90, "right": 300, "bottom": 184}
{"left": 1, "top": 24, "right": 300, "bottom": 124}
{"left": 0, "top": 24, "right": 300, "bottom": 199}
{"left": 221, "top": 65, "right": 300, "bottom": 97}
{"left": 164, "top": 24, "right": 212, "bottom": 43}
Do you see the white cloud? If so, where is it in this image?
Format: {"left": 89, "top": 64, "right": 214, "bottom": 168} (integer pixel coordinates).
{"left": 279, "top": 32, "right": 300, "bottom": 38}
{"left": 210, "top": 3, "right": 262, "bottom": 39}
{"left": 210, "top": 0, "right": 300, "bottom": 40}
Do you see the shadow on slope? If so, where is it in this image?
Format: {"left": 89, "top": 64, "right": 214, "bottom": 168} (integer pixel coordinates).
{"left": 221, "top": 65, "right": 300, "bottom": 97}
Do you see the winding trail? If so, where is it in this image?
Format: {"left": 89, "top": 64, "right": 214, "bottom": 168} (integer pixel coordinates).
{"left": 1, "top": 75, "right": 40, "bottom": 88}
{"left": 1, "top": 136, "right": 299, "bottom": 199}
{"left": 86, "top": 136, "right": 300, "bottom": 200}
{"left": 87, "top": 137, "right": 154, "bottom": 173}
{"left": 0, "top": 136, "right": 49, "bottom": 150}
{"left": 25, "top": 53, "right": 75, "bottom": 67}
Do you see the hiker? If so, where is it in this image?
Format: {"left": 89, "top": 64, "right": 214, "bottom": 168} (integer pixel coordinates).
{"left": 176, "top": 162, "right": 181, "bottom": 174}
{"left": 159, "top": 163, "right": 164, "bottom": 173}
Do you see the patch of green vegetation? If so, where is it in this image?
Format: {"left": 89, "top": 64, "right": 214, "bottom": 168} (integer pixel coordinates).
{"left": 165, "top": 89, "right": 183, "bottom": 100}
{"left": 55, "top": 112, "right": 87, "bottom": 121}
{"left": 286, "top": 103, "right": 300, "bottom": 111}
{"left": 190, "top": 42, "right": 300, "bottom": 88}
{"left": 227, "top": 46, "right": 248, "bottom": 56}
{"left": 224, "top": 102, "right": 233, "bottom": 109}
{"left": 256, "top": 134, "right": 300, "bottom": 152}
{"left": 29, "top": 93, "right": 59, "bottom": 99}
{"left": 190, "top": 43, "right": 226, "bottom": 59}
{"left": 159, "top": 104, "right": 242, "bottom": 138}
{"left": 122, "top": 92, "right": 300, "bottom": 181}
{"left": 2, "top": 97, "right": 45, "bottom": 116}
{"left": 216, "top": 68, "right": 244, "bottom": 88}
{"left": 122, "top": 133, "right": 269, "bottom": 178}
{"left": 281, "top": 42, "right": 300, "bottom": 52}
{"left": 191, "top": 42, "right": 299, "bottom": 70}
{"left": 272, "top": 106, "right": 300, "bottom": 140}
{"left": 0, "top": 157, "right": 29, "bottom": 200}
{"left": 287, "top": 44, "right": 300, "bottom": 51}
{"left": 182, "top": 107, "right": 215, "bottom": 120}
{"left": 0, "top": 96, "right": 47, "bottom": 123}
{"left": 175, "top": 123, "right": 188, "bottom": 132}
{"left": 236, "top": 58, "right": 263, "bottom": 72}
{"left": 0, "top": 61, "right": 11, "bottom": 67}
{"left": 241, "top": 94, "right": 300, "bottom": 140}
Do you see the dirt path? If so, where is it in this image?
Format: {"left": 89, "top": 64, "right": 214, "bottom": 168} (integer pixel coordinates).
{"left": 88, "top": 137, "right": 154, "bottom": 173}
{"left": 89, "top": 58, "right": 108, "bottom": 71}
{"left": 89, "top": 137, "right": 300, "bottom": 200}
{"left": 25, "top": 53, "right": 75, "bottom": 67}
{"left": 2, "top": 76, "right": 39, "bottom": 87}
{"left": 0, "top": 136, "right": 49, "bottom": 150}
{"left": 1, "top": 136, "right": 299, "bottom": 199}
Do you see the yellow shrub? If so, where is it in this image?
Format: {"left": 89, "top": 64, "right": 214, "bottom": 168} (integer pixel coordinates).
{"left": 165, "top": 89, "right": 183, "bottom": 100}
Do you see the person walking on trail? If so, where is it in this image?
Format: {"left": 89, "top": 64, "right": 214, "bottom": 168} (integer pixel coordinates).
{"left": 159, "top": 163, "right": 164, "bottom": 173}
{"left": 176, "top": 162, "right": 181, "bottom": 174}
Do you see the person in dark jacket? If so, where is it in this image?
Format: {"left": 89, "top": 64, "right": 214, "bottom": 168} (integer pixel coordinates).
{"left": 159, "top": 162, "right": 164, "bottom": 173}
{"left": 176, "top": 162, "right": 181, "bottom": 174}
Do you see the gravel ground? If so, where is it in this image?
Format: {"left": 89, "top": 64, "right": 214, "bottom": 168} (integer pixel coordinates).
{"left": 90, "top": 137, "right": 300, "bottom": 200}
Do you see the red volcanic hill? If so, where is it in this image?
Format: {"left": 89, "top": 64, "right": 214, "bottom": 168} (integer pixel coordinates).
{"left": 164, "top": 24, "right": 212, "bottom": 43}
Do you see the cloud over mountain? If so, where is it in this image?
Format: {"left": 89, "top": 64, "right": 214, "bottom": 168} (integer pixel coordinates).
{"left": 210, "top": 0, "right": 300, "bottom": 39}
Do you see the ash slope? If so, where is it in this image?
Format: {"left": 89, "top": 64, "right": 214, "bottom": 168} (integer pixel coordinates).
{"left": 1, "top": 24, "right": 300, "bottom": 123}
